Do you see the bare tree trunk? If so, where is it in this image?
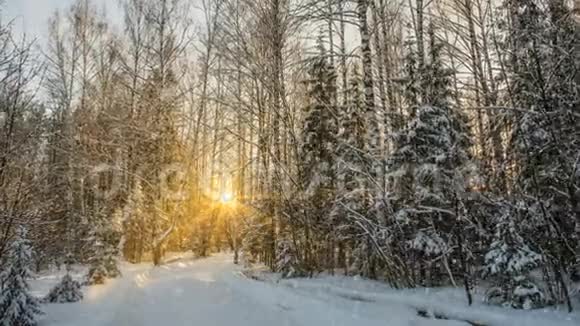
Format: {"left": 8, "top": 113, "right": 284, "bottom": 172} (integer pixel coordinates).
{"left": 339, "top": 0, "right": 348, "bottom": 107}
{"left": 358, "top": 0, "right": 378, "bottom": 170}
{"left": 415, "top": 0, "right": 425, "bottom": 95}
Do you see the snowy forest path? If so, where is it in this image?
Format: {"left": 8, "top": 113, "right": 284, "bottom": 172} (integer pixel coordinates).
{"left": 41, "top": 254, "right": 302, "bottom": 326}
{"left": 40, "top": 254, "right": 469, "bottom": 326}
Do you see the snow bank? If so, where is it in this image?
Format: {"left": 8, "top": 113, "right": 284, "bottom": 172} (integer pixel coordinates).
{"left": 264, "top": 274, "right": 580, "bottom": 326}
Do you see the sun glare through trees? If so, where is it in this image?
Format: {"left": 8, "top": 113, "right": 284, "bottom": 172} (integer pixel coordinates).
{"left": 219, "top": 192, "right": 235, "bottom": 204}
{"left": 0, "top": 0, "right": 579, "bottom": 325}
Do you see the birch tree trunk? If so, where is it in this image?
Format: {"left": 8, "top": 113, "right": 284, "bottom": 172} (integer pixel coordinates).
{"left": 358, "top": 0, "right": 379, "bottom": 173}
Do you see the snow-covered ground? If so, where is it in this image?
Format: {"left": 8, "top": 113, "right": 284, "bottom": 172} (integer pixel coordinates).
{"left": 32, "top": 253, "right": 580, "bottom": 326}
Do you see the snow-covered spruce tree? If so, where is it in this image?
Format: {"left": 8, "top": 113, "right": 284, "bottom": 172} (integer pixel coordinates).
{"left": 483, "top": 203, "right": 544, "bottom": 309}
{"left": 300, "top": 35, "right": 338, "bottom": 199}
{"left": 500, "top": 0, "right": 579, "bottom": 304}
{"left": 290, "top": 34, "right": 339, "bottom": 274}
{"left": 85, "top": 212, "right": 121, "bottom": 285}
{"left": 44, "top": 273, "right": 83, "bottom": 304}
{"left": 387, "top": 23, "right": 472, "bottom": 286}
{"left": 332, "top": 66, "right": 376, "bottom": 277}
{"left": 335, "top": 66, "right": 371, "bottom": 215}
{"left": 122, "top": 180, "right": 150, "bottom": 263}
{"left": 85, "top": 240, "right": 108, "bottom": 285}
{"left": 0, "top": 227, "right": 43, "bottom": 326}
{"left": 44, "top": 252, "right": 83, "bottom": 303}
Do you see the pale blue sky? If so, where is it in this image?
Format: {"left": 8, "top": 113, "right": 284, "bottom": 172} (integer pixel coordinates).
{"left": 3, "top": 0, "right": 121, "bottom": 41}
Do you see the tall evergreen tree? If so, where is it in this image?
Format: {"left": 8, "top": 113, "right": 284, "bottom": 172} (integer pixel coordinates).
{"left": 333, "top": 66, "right": 375, "bottom": 277}
{"left": 85, "top": 212, "right": 121, "bottom": 285}
{"left": 0, "top": 227, "right": 43, "bottom": 326}
{"left": 278, "top": 35, "right": 339, "bottom": 275}
{"left": 122, "top": 180, "right": 150, "bottom": 263}
{"left": 335, "top": 66, "right": 369, "bottom": 216}
{"left": 300, "top": 36, "right": 338, "bottom": 197}
{"left": 387, "top": 23, "right": 472, "bottom": 285}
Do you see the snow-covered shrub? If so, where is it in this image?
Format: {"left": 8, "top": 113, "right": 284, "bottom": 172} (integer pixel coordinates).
{"left": 276, "top": 239, "right": 305, "bottom": 278}
{"left": 483, "top": 237, "right": 542, "bottom": 278}
{"left": 409, "top": 230, "right": 448, "bottom": 257}
{"left": 485, "top": 276, "right": 545, "bottom": 310}
{"left": 483, "top": 205, "right": 546, "bottom": 309}
{"left": 103, "top": 254, "right": 121, "bottom": 278}
{"left": 0, "top": 227, "right": 43, "bottom": 326}
{"left": 86, "top": 264, "right": 107, "bottom": 285}
{"left": 511, "top": 277, "right": 545, "bottom": 309}
{"left": 44, "top": 274, "right": 83, "bottom": 303}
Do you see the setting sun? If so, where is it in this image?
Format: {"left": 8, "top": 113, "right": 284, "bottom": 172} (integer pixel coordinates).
{"left": 219, "top": 192, "right": 234, "bottom": 203}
